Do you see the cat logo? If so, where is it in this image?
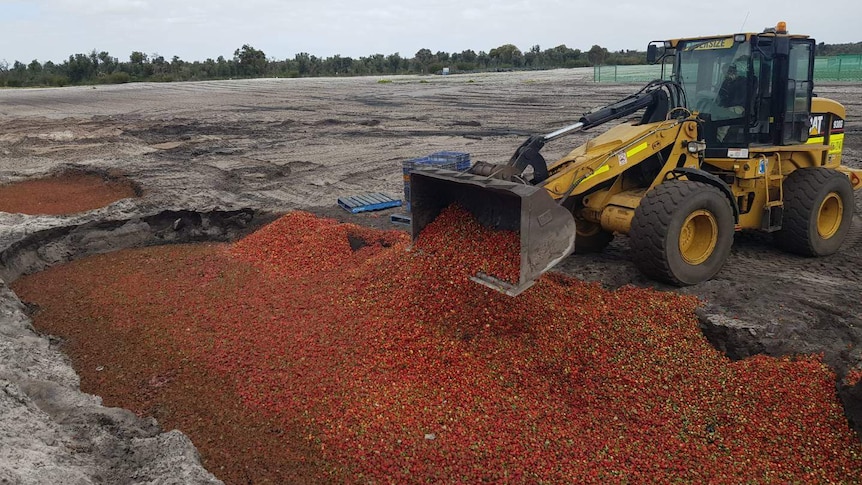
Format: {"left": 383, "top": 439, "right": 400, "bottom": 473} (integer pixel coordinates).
{"left": 809, "top": 114, "right": 825, "bottom": 137}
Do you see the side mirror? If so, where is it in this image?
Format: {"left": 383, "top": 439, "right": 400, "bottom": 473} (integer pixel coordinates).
{"left": 647, "top": 44, "right": 659, "bottom": 64}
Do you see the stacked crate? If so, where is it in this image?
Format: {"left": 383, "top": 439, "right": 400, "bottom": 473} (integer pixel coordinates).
{"left": 402, "top": 151, "right": 471, "bottom": 212}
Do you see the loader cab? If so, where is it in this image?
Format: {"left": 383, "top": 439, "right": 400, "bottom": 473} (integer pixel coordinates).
{"left": 667, "top": 27, "right": 816, "bottom": 153}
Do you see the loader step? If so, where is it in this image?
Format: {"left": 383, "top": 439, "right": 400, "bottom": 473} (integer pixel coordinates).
{"left": 337, "top": 193, "right": 402, "bottom": 213}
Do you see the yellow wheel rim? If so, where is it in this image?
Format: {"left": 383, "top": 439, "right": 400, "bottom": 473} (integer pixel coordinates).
{"left": 817, "top": 193, "right": 844, "bottom": 239}
{"left": 679, "top": 210, "right": 718, "bottom": 265}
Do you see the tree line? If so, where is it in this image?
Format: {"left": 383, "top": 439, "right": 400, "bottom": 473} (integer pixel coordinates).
{"left": 2, "top": 41, "right": 860, "bottom": 88}
{"left": 816, "top": 41, "right": 862, "bottom": 57}
{"left": 0, "top": 44, "right": 639, "bottom": 87}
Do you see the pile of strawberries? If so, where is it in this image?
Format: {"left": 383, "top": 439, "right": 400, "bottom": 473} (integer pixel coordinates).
{"left": 0, "top": 173, "right": 137, "bottom": 215}
{"left": 412, "top": 205, "right": 521, "bottom": 284}
{"left": 15, "top": 208, "right": 862, "bottom": 484}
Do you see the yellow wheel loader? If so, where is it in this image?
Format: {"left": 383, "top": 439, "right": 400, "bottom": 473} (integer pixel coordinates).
{"left": 411, "top": 22, "right": 862, "bottom": 295}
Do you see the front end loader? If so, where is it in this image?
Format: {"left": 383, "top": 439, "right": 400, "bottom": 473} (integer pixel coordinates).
{"left": 410, "top": 22, "right": 862, "bottom": 294}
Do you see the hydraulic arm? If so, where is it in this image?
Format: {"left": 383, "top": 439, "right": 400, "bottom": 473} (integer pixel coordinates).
{"left": 501, "top": 80, "right": 684, "bottom": 185}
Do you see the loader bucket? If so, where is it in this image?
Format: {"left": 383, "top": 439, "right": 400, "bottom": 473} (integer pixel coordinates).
{"left": 410, "top": 167, "right": 576, "bottom": 296}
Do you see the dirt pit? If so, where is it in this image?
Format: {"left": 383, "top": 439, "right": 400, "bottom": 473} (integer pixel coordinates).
{"left": 13, "top": 211, "right": 862, "bottom": 483}
{"left": 0, "top": 71, "right": 861, "bottom": 483}
{"left": 0, "top": 170, "right": 140, "bottom": 215}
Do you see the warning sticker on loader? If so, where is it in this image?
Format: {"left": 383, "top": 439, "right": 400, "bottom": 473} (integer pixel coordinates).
{"left": 583, "top": 164, "right": 610, "bottom": 183}
{"left": 829, "top": 134, "right": 844, "bottom": 155}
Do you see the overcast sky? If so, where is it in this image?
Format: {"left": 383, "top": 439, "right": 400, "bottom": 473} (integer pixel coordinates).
{"left": 2, "top": 0, "right": 860, "bottom": 65}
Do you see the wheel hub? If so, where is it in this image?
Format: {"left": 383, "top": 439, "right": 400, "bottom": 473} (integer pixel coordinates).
{"left": 679, "top": 210, "right": 718, "bottom": 265}
{"left": 817, "top": 192, "right": 844, "bottom": 239}
{"left": 576, "top": 221, "right": 602, "bottom": 237}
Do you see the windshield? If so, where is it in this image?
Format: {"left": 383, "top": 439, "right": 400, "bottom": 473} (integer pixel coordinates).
{"left": 674, "top": 38, "right": 752, "bottom": 122}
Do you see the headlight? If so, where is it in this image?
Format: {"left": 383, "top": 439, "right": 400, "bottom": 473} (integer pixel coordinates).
{"left": 687, "top": 141, "right": 707, "bottom": 153}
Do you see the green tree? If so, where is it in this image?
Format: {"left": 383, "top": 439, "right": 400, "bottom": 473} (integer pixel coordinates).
{"left": 386, "top": 53, "right": 403, "bottom": 73}
{"left": 489, "top": 44, "right": 523, "bottom": 67}
{"left": 459, "top": 49, "right": 477, "bottom": 64}
{"left": 477, "top": 51, "right": 490, "bottom": 68}
{"left": 413, "top": 48, "right": 434, "bottom": 73}
{"left": 543, "top": 44, "right": 583, "bottom": 68}
{"left": 587, "top": 44, "right": 609, "bottom": 66}
{"left": 214, "top": 55, "right": 231, "bottom": 77}
{"left": 364, "top": 54, "right": 386, "bottom": 74}
{"left": 96, "top": 51, "right": 117, "bottom": 74}
{"left": 234, "top": 44, "right": 267, "bottom": 77}
{"left": 525, "top": 44, "right": 541, "bottom": 67}
{"left": 65, "top": 53, "right": 96, "bottom": 83}
{"left": 169, "top": 55, "right": 187, "bottom": 80}
{"left": 294, "top": 52, "right": 312, "bottom": 76}
{"left": 28, "top": 59, "right": 42, "bottom": 74}
{"left": 130, "top": 51, "right": 147, "bottom": 64}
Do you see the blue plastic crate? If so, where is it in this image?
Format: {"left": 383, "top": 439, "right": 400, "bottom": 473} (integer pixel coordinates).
{"left": 428, "top": 151, "right": 470, "bottom": 163}
{"left": 337, "top": 193, "right": 402, "bottom": 214}
{"left": 428, "top": 151, "right": 471, "bottom": 171}
{"left": 402, "top": 152, "right": 471, "bottom": 172}
{"left": 401, "top": 152, "right": 471, "bottom": 212}
{"left": 402, "top": 156, "right": 458, "bottom": 173}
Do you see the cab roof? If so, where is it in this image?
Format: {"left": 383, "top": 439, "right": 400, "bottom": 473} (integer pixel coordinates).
{"left": 663, "top": 23, "right": 811, "bottom": 48}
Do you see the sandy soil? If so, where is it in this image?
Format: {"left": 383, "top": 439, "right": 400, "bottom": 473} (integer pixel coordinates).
{"left": 0, "top": 69, "right": 861, "bottom": 482}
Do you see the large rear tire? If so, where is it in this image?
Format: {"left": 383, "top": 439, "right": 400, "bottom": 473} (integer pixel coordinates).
{"left": 775, "top": 167, "right": 854, "bottom": 256}
{"left": 630, "top": 181, "right": 735, "bottom": 286}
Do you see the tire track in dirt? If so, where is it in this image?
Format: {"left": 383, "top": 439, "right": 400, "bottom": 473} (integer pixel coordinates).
{"left": 692, "top": 225, "right": 862, "bottom": 375}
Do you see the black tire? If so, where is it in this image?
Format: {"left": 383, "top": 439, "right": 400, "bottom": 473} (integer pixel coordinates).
{"left": 630, "top": 181, "right": 735, "bottom": 286}
{"left": 775, "top": 168, "right": 854, "bottom": 256}
{"left": 573, "top": 219, "right": 614, "bottom": 254}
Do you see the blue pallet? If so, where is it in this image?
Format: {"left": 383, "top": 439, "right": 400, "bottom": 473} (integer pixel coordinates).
{"left": 337, "top": 193, "right": 402, "bottom": 213}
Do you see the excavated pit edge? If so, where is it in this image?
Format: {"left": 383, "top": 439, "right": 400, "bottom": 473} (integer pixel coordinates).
{"left": 0, "top": 208, "right": 267, "bottom": 484}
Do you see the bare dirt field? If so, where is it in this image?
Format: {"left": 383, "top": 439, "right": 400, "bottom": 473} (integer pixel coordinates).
{"left": 1, "top": 69, "right": 861, "bottom": 482}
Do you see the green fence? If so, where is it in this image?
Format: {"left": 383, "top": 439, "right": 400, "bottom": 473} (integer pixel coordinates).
{"left": 814, "top": 55, "right": 862, "bottom": 81}
{"left": 594, "top": 56, "right": 862, "bottom": 83}
{"left": 593, "top": 64, "right": 665, "bottom": 83}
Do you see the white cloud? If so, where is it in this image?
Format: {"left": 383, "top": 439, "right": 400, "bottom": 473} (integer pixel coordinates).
{"left": 47, "top": 0, "right": 150, "bottom": 15}
{"left": 1, "top": 0, "right": 859, "bottom": 64}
